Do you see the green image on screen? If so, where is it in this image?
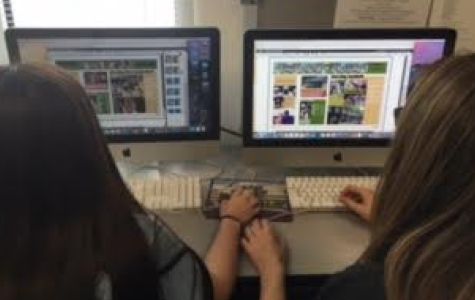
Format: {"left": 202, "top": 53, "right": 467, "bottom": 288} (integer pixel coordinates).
{"left": 310, "top": 101, "right": 326, "bottom": 124}
{"left": 90, "top": 93, "right": 111, "bottom": 114}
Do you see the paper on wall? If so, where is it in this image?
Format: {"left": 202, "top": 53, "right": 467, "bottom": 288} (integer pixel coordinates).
{"left": 430, "top": 0, "right": 475, "bottom": 52}
{"left": 334, "top": 0, "right": 432, "bottom": 28}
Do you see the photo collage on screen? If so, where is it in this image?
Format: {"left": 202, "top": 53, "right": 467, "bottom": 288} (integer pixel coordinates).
{"left": 271, "top": 61, "right": 388, "bottom": 129}
{"left": 56, "top": 60, "right": 161, "bottom": 116}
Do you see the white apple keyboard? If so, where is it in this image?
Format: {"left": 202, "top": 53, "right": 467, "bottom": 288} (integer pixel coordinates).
{"left": 126, "top": 176, "right": 202, "bottom": 210}
{"left": 286, "top": 176, "right": 379, "bottom": 211}
{"left": 126, "top": 175, "right": 379, "bottom": 212}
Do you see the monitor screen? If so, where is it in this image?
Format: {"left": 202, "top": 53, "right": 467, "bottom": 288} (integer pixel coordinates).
{"left": 6, "top": 28, "right": 220, "bottom": 142}
{"left": 244, "top": 29, "right": 456, "bottom": 147}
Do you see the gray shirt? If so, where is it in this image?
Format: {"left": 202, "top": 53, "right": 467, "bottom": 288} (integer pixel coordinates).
{"left": 96, "top": 212, "right": 213, "bottom": 300}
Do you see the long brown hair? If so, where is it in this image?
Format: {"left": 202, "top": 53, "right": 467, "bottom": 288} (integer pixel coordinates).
{"left": 0, "top": 64, "right": 160, "bottom": 300}
{"left": 363, "top": 54, "right": 475, "bottom": 300}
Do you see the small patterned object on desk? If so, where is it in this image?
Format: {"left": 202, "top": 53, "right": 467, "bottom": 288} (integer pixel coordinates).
{"left": 204, "top": 179, "right": 293, "bottom": 222}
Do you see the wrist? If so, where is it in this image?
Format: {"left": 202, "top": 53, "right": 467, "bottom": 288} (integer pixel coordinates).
{"left": 260, "top": 265, "right": 285, "bottom": 283}
{"left": 219, "top": 218, "right": 241, "bottom": 234}
{"left": 261, "top": 270, "right": 285, "bottom": 292}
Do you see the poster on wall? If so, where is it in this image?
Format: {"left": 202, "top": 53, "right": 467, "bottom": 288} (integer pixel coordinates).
{"left": 334, "top": 0, "right": 432, "bottom": 28}
{"left": 430, "top": 0, "right": 475, "bottom": 52}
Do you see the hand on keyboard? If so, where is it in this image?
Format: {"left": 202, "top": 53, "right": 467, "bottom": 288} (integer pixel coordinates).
{"left": 220, "top": 187, "right": 260, "bottom": 224}
{"left": 339, "top": 186, "right": 375, "bottom": 223}
{"left": 241, "top": 219, "right": 285, "bottom": 279}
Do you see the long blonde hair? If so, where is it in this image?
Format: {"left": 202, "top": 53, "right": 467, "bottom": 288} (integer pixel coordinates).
{"left": 362, "top": 54, "right": 475, "bottom": 300}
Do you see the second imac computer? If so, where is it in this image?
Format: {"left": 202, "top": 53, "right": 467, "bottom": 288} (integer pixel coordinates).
{"left": 6, "top": 28, "right": 220, "bottom": 164}
{"left": 243, "top": 29, "right": 456, "bottom": 167}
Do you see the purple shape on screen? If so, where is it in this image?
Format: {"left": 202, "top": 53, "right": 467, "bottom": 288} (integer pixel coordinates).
{"left": 413, "top": 41, "right": 445, "bottom": 66}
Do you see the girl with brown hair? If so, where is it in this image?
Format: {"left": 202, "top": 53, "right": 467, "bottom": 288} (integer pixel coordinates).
{"left": 0, "top": 64, "right": 259, "bottom": 300}
{"left": 244, "top": 54, "right": 475, "bottom": 300}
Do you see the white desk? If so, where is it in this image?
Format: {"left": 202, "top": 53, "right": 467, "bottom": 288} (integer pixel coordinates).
{"left": 117, "top": 147, "right": 372, "bottom": 276}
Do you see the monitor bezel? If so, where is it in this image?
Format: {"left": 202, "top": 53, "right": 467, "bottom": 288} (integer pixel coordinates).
{"left": 243, "top": 28, "right": 456, "bottom": 148}
{"left": 5, "top": 27, "right": 221, "bottom": 144}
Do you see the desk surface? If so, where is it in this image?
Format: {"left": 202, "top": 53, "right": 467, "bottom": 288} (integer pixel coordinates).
{"left": 159, "top": 210, "right": 369, "bottom": 276}
{"left": 118, "top": 147, "right": 372, "bottom": 276}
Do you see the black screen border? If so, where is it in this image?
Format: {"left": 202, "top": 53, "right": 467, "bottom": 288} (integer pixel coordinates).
{"left": 5, "top": 27, "right": 221, "bottom": 144}
{"left": 243, "top": 28, "right": 457, "bottom": 148}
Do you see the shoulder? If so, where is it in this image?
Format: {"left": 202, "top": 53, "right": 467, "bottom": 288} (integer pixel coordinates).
{"left": 318, "top": 263, "right": 385, "bottom": 300}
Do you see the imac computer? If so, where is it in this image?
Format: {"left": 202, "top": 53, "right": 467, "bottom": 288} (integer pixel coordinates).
{"left": 6, "top": 28, "right": 220, "bottom": 166}
{"left": 243, "top": 29, "right": 456, "bottom": 167}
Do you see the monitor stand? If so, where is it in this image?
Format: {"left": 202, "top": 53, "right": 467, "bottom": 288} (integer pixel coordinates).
{"left": 119, "top": 161, "right": 222, "bottom": 180}
{"left": 110, "top": 141, "right": 222, "bottom": 179}
{"left": 160, "top": 161, "right": 222, "bottom": 179}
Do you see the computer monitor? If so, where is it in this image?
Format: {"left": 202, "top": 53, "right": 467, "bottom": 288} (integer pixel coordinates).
{"left": 243, "top": 29, "right": 456, "bottom": 167}
{"left": 6, "top": 28, "right": 220, "bottom": 164}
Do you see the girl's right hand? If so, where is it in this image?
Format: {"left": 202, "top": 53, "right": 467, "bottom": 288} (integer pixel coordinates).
{"left": 339, "top": 186, "right": 375, "bottom": 223}
{"left": 241, "top": 219, "right": 286, "bottom": 280}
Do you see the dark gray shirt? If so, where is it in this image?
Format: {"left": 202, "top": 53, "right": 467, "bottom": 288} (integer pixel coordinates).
{"left": 319, "top": 263, "right": 385, "bottom": 300}
{"left": 96, "top": 212, "right": 213, "bottom": 300}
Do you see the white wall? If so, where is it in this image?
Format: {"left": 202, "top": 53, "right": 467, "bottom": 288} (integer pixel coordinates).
{"left": 193, "top": 0, "right": 257, "bottom": 134}
{"left": 175, "top": 0, "right": 195, "bottom": 26}
{"left": 0, "top": 7, "right": 9, "bottom": 64}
